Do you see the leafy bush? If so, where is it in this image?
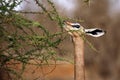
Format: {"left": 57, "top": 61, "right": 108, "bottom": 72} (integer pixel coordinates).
{"left": 0, "top": 0, "right": 66, "bottom": 79}
{"left": 0, "top": 0, "right": 93, "bottom": 79}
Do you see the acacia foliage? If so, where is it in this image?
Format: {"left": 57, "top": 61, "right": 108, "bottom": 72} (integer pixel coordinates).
{"left": 0, "top": 0, "right": 66, "bottom": 79}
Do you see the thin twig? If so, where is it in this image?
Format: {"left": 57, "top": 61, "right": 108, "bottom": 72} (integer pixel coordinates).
{"left": 13, "top": 11, "right": 44, "bottom": 14}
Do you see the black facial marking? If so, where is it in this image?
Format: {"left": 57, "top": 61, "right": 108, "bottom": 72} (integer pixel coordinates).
{"left": 86, "top": 29, "right": 103, "bottom": 35}
{"left": 72, "top": 25, "right": 80, "bottom": 28}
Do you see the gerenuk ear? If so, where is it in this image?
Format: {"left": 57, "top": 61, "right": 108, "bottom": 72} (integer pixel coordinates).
{"left": 85, "top": 28, "right": 106, "bottom": 37}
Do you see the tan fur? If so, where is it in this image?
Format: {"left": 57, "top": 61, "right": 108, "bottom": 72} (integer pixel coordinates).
{"left": 64, "top": 21, "right": 85, "bottom": 80}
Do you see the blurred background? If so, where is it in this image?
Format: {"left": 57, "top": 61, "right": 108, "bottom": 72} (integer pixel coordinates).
{"left": 1, "top": 0, "right": 120, "bottom": 80}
